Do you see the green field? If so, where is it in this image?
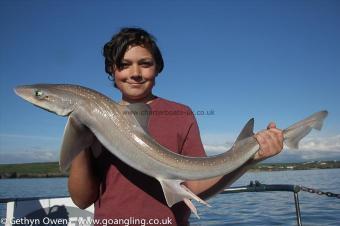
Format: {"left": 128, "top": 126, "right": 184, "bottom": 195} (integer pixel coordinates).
{"left": 0, "top": 160, "right": 339, "bottom": 179}
{"left": 0, "top": 162, "right": 67, "bottom": 178}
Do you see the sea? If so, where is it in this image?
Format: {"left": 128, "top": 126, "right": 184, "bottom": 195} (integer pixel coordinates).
{"left": 0, "top": 169, "right": 339, "bottom": 226}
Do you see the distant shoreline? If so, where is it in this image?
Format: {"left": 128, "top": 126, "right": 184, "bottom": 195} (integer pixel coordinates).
{"left": 0, "top": 160, "right": 339, "bottom": 179}
{"left": 0, "top": 162, "right": 67, "bottom": 179}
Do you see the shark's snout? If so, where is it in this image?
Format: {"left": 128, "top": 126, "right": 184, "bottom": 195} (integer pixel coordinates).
{"left": 14, "top": 86, "right": 22, "bottom": 96}
{"left": 14, "top": 85, "right": 34, "bottom": 102}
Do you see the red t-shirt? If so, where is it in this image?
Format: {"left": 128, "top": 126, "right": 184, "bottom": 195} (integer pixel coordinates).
{"left": 94, "top": 97, "right": 206, "bottom": 226}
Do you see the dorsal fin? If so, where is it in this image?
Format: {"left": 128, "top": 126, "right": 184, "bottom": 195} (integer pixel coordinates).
{"left": 126, "top": 103, "right": 151, "bottom": 132}
{"left": 235, "top": 118, "right": 255, "bottom": 142}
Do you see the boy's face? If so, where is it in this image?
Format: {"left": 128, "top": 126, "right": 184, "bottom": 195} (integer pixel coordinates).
{"left": 113, "top": 45, "right": 157, "bottom": 103}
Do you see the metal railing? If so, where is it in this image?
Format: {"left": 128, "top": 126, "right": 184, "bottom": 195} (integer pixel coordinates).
{"left": 221, "top": 181, "right": 303, "bottom": 226}
{"left": 1, "top": 181, "right": 339, "bottom": 226}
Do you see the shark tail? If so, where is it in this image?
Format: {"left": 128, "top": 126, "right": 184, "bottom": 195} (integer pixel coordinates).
{"left": 283, "top": 111, "right": 328, "bottom": 149}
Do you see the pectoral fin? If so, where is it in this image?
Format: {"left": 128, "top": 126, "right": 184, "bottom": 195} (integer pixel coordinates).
{"left": 59, "top": 115, "right": 94, "bottom": 172}
{"left": 158, "top": 179, "right": 210, "bottom": 218}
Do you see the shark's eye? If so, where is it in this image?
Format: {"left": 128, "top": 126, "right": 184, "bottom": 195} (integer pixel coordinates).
{"left": 35, "top": 90, "right": 43, "bottom": 97}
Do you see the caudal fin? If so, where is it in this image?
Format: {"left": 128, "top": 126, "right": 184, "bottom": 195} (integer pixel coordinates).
{"left": 283, "top": 111, "right": 328, "bottom": 149}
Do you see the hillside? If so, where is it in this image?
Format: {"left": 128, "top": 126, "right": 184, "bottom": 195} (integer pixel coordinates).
{"left": 0, "top": 160, "right": 339, "bottom": 179}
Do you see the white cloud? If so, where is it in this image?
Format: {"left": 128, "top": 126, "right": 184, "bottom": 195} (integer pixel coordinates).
{"left": 202, "top": 134, "right": 340, "bottom": 158}
{"left": 0, "top": 133, "right": 60, "bottom": 141}
{"left": 0, "top": 150, "right": 59, "bottom": 164}
{"left": 298, "top": 135, "right": 340, "bottom": 151}
{"left": 204, "top": 144, "right": 231, "bottom": 156}
{"left": 201, "top": 132, "right": 235, "bottom": 146}
{"left": 1, "top": 132, "right": 339, "bottom": 164}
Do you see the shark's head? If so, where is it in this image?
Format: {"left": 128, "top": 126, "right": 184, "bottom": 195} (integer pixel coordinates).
{"left": 14, "top": 84, "right": 78, "bottom": 116}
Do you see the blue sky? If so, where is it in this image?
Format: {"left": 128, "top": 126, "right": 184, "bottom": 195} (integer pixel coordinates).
{"left": 0, "top": 0, "right": 339, "bottom": 164}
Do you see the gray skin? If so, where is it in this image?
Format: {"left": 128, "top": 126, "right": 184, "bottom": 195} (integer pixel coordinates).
{"left": 14, "top": 84, "right": 328, "bottom": 217}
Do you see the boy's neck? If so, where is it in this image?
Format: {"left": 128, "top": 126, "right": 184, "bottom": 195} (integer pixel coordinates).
{"left": 120, "top": 94, "right": 156, "bottom": 105}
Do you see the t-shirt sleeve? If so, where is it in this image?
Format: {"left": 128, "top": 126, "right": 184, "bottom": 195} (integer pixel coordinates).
{"left": 180, "top": 114, "right": 207, "bottom": 157}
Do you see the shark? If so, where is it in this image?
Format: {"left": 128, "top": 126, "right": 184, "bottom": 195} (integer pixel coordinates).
{"left": 14, "top": 84, "right": 328, "bottom": 217}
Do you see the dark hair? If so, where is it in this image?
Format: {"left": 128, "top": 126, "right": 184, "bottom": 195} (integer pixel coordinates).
{"left": 103, "top": 27, "right": 164, "bottom": 76}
